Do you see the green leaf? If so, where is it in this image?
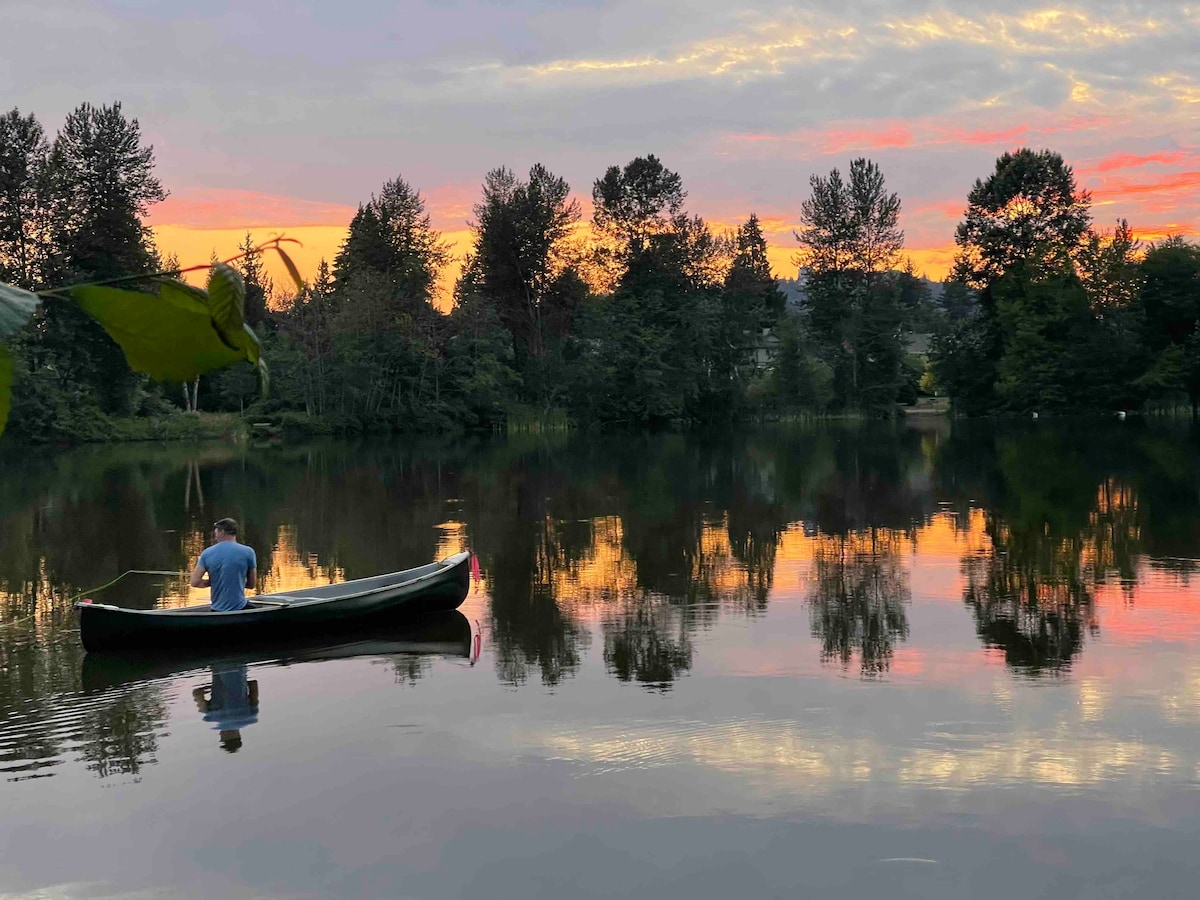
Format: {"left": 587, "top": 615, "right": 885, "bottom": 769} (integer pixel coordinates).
{"left": 0, "top": 282, "right": 40, "bottom": 339}
{"left": 235, "top": 322, "right": 262, "bottom": 364}
{"left": 273, "top": 244, "right": 305, "bottom": 292}
{"left": 69, "top": 283, "right": 244, "bottom": 382}
{"left": 206, "top": 263, "right": 247, "bottom": 348}
{"left": 158, "top": 278, "right": 211, "bottom": 309}
{"left": 0, "top": 344, "right": 11, "bottom": 438}
{"left": 256, "top": 354, "right": 270, "bottom": 398}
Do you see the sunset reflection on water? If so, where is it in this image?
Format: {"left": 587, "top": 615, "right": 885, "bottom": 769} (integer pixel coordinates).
{"left": 3, "top": 422, "right": 1200, "bottom": 897}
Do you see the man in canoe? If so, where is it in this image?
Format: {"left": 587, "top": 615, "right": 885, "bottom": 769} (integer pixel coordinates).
{"left": 190, "top": 517, "right": 257, "bottom": 611}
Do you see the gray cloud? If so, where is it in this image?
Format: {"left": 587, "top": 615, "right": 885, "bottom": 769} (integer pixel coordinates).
{"left": 3, "top": 0, "right": 1197, "bottom": 247}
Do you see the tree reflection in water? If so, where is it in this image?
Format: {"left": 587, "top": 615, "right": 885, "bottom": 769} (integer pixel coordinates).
{"left": 806, "top": 529, "right": 911, "bottom": 678}
{"left": 77, "top": 685, "right": 168, "bottom": 777}
{"left": 938, "top": 424, "right": 1141, "bottom": 674}
{"left": 602, "top": 599, "right": 693, "bottom": 691}
{"left": 962, "top": 523, "right": 1099, "bottom": 673}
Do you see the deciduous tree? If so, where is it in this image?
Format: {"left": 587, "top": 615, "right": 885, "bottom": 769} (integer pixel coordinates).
{"left": 954, "top": 148, "right": 1090, "bottom": 291}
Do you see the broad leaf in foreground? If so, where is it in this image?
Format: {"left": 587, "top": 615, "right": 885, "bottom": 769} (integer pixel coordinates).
{"left": 69, "top": 283, "right": 246, "bottom": 382}
{"left": 273, "top": 243, "right": 305, "bottom": 292}
{"left": 0, "top": 344, "right": 11, "bottom": 438}
{"left": 206, "top": 263, "right": 248, "bottom": 349}
{"left": 0, "top": 283, "right": 40, "bottom": 339}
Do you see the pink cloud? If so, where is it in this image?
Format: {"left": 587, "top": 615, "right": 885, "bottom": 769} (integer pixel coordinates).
{"left": 720, "top": 112, "right": 1128, "bottom": 162}
{"left": 422, "top": 183, "right": 480, "bottom": 231}
{"left": 910, "top": 199, "right": 966, "bottom": 220}
{"left": 933, "top": 124, "right": 1031, "bottom": 146}
{"left": 1079, "top": 150, "right": 1195, "bottom": 175}
{"left": 821, "top": 124, "right": 915, "bottom": 154}
{"left": 147, "top": 188, "right": 358, "bottom": 229}
{"left": 1091, "top": 171, "right": 1200, "bottom": 199}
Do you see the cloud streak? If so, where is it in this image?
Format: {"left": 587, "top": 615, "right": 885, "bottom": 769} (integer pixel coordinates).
{"left": 9, "top": 0, "right": 1191, "bottom": 290}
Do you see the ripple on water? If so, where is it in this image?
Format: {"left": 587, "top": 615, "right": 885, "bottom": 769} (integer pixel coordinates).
{"left": 0, "top": 682, "right": 174, "bottom": 782}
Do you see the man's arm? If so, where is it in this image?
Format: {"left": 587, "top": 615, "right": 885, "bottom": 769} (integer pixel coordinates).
{"left": 245, "top": 567, "right": 257, "bottom": 592}
{"left": 190, "top": 559, "right": 210, "bottom": 589}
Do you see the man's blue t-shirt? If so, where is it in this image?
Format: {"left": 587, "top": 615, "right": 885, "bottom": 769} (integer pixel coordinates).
{"left": 199, "top": 541, "right": 257, "bottom": 611}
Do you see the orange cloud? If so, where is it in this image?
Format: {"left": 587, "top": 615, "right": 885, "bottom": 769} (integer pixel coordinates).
{"left": 1128, "top": 224, "right": 1200, "bottom": 242}
{"left": 904, "top": 246, "right": 956, "bottom": 280}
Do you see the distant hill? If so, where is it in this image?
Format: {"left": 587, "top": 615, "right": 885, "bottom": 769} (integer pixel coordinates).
{"left": 776, "top": 269, "right": 948, "bottom": 312}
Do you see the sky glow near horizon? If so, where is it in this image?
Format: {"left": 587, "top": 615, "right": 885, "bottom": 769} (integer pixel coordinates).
{"left": 5, "top": 0, "right": 1199, "bottom": 295}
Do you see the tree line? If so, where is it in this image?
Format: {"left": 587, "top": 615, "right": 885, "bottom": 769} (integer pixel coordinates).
{"left": 934, "top": 149, "right": 1200, "bottom": 416}
{"left": 3, "top": 102, "right": 1198, "bottom": 440}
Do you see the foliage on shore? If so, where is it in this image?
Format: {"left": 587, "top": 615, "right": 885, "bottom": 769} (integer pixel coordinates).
{"left": 3, "top": 104, "right": 1198, "bottom": 443}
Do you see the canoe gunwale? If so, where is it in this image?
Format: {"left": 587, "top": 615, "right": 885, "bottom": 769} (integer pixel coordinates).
{"left": 73, "top": 551, "right": 470, "bottom": 619}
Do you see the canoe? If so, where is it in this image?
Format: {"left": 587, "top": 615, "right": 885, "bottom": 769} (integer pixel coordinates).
{"left": 81, "top": 610, "right": 473, "bottom": 692}
{"left": 76, "top": 551, "right": 472, "bottom": 652}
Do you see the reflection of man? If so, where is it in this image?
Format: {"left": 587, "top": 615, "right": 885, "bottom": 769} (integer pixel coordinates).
{"left": 190, "top": 517, "right": 257, "bottom": 611}
{"left": 193, "top": 665, "right": 259, "bottom": 752}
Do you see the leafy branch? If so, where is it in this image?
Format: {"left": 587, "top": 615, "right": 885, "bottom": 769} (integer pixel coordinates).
{"left": 0, "top": 237, "right": 305, "bottom": 438}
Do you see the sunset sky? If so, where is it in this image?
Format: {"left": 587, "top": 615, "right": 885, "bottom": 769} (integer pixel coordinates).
{"left": 7, "top": 1, "right": 1199, "bottom": 298}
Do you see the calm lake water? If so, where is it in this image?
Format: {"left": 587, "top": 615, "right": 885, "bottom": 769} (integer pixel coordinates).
{"left": 2, "top": 420, "right": 1200, "bottom": 899}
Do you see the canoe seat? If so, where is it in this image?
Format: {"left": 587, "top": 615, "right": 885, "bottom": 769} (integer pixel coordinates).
{"left": 248, "top": 596, "right": 299, "bottom": 608}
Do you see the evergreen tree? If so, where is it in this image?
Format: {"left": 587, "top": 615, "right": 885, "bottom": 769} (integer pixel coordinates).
{"left": 32, "top": 102, "right": 166, "bottom": 417}
{"left": 1135, "top": 238, "right": 1200, "bottom": 411}
{"left": 893, "top": 259, "right": 936, "bottom": 331}
{"left": 795, "top": 158, "right": 905, "bottom": 410}
{"left": 939, "top": 278, "right": 976, "bottom": 321}
{"left": 278, "top": 258, "right": 337, "bottom": 416}
{"left": 1078, "top": 219, "right": 1142, "bottom": 310}
{"left": 0, "top": 109, "right": 51, "bottom": 289}
{"left": 234, "top": 232, "right": 273, "bottom": 327}
{"left": 716, "top": 214, "right": 787, "bottom": 416}
{"left": 469, "top": 163, "right": 584, "bottom": 408}
{"left": 1077, "top": 220, "right": 1145, "bottom": 409}
{"left": 333, "top": 176, "right": 448, "bottom": 325}
{"left": 46, "top": 102, "right": 165, "bottom": 282}
{"left": 445, "top": 274, "right": 520, "bottom": 426}
{"left": 768, "top": 313, "right": 834, "bottom": 411}
{"left": 992, "top": 252, "right": 1100, "bottom": 412}
{"left": 725, "top": 214, "right": 785, "bottom": 332}
{"left": 325, "top": 177, "right": 453, "bottom": 426}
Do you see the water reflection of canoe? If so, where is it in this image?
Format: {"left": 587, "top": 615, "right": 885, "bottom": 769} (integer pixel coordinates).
{"left": 76, "top": 551, "right": 471, "bottom": 652}
{"left": 81, "top": 610, "right": 473, "bottom": 692}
